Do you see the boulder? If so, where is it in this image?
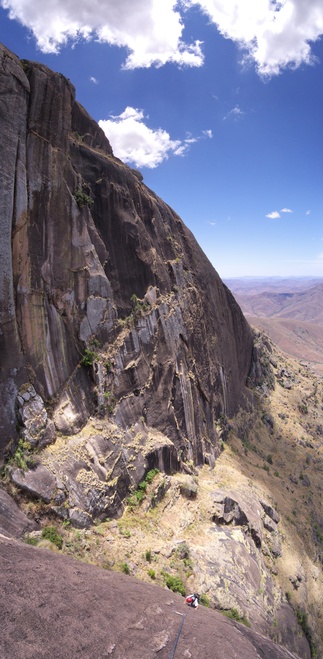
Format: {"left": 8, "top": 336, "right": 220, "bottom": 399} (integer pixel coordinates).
{"left": 211, "top": 489, "right": 263, "bottom": 548}
{"left": 11, "top": 464, "right": 57, "bottom": 503}
{"left": 178, "top": 475, "right": 198, "bottom": 499}
{"left": 0, "top": 488, "right": 39, "bottom": 538}
{"left": 260, "top": 499, "right": 280, "bottom": 524}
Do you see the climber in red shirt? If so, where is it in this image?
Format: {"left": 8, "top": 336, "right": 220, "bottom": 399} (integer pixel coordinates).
{"left": 185, "top": 593, "right": 200, "bottom": 608}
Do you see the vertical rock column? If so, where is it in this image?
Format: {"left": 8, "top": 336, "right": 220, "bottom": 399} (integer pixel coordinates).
{"left": 0, "top": 46, "right": 29, "bottom": 452}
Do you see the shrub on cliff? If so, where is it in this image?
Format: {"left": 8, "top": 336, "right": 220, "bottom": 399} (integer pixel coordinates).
{"left": 162, "top": 572, "right": 186, "bottom": 596}
{"left": 74, "top": 187, "right": 94, "bottom": 208}
{"left": 81, "top": 348, "right": 98, "bottom": 366}
{"left": 41, "top": 526, "right": 63, "bottom": 550}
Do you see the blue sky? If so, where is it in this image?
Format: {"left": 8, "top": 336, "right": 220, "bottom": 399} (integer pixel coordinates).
{"left": 1, "top": 0, "right": 322, "bottom": 278}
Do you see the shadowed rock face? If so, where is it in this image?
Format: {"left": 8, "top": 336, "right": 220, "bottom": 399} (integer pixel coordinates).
{"left": 0, "top": 537, "right": 303, "bottom": 659}
{"left": 0, "top": 42, "right": 254, "bottom": 467}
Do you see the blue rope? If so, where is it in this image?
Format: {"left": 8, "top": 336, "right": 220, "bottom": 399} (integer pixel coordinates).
{"left": 169, "top": 613, "right": 186, "bottom": 659}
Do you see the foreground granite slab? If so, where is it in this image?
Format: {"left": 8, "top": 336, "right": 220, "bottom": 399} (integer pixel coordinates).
{"left": 0, "top": 537, "right": 301, "bottom": 659}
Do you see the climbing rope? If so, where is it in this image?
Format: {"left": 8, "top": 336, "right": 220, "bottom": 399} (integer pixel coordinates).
{"left": 169, "top": 612, "right": 186, "bottom": 659}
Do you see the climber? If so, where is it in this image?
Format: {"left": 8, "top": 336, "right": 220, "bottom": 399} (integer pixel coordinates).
{"left": 185, "top": 593, "right": 200, "bottom": 608}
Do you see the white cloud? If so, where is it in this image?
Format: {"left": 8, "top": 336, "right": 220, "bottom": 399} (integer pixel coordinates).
{"left": 1, "top": 0, "right": 203, "bottom": 68}
{"left": 186, "top": 129, "right": 213, "bottom": 142}
{"left": 266, "top": 210, "right": 281, "bottom": 219}
{"left": 281, "top": 207, "right": 293, "bottom": 213}
{"left": 90, "top": 76, "right": 98, "bottom": 84}
{"left": 2, "top": 0, "right": 322, "bottom": 74}
{"left": 99, "top": 106, "right": 210, "bottom": 168}
{"left": 184, "top": 132, "right": 198, "bottom": 144}
{"left": 99, "top": 107, "right": 182, "bottom": 168}
{"left": 99, "top": 107, "right": 213, "bottom": 168}
{"left": 223, "top": 105, "right": 245, "bottom": 120}
{"left": 186, "top": 0, "right": 323, "bottom": 76}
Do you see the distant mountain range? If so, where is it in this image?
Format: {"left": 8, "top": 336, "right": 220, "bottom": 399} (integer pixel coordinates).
{"left": 224, "top": 276, "right": 323, "bottom": 295}
{"left": 225, "top": 278, "right": 323, "bottom": 324}
{"left": 224, "top": 278, "right": 323, "bottom": 375}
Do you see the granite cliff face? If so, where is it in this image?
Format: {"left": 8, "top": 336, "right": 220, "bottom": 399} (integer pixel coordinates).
{"left": 0, "top": 42, "right": 253, "bottom": 479}
{"left": 2, "top": 44, "right": 320, "bottom": 658}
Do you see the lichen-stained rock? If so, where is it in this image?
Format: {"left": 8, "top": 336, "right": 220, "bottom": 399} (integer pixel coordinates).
{"left": 0, "top": 43, "right": 254, "bottom": 486}
{"left": 16, "top": 384, "right": 56, "bottom": 448}
{"left": 193, "top": 524, "right": 311, "bottom": 659}
{"left": 25, "top": 420, "right": 181, "bottom": 523}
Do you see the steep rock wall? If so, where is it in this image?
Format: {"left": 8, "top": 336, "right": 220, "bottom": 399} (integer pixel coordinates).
{"left": 0, "top": 43, "right": 254, "bottom": 466}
